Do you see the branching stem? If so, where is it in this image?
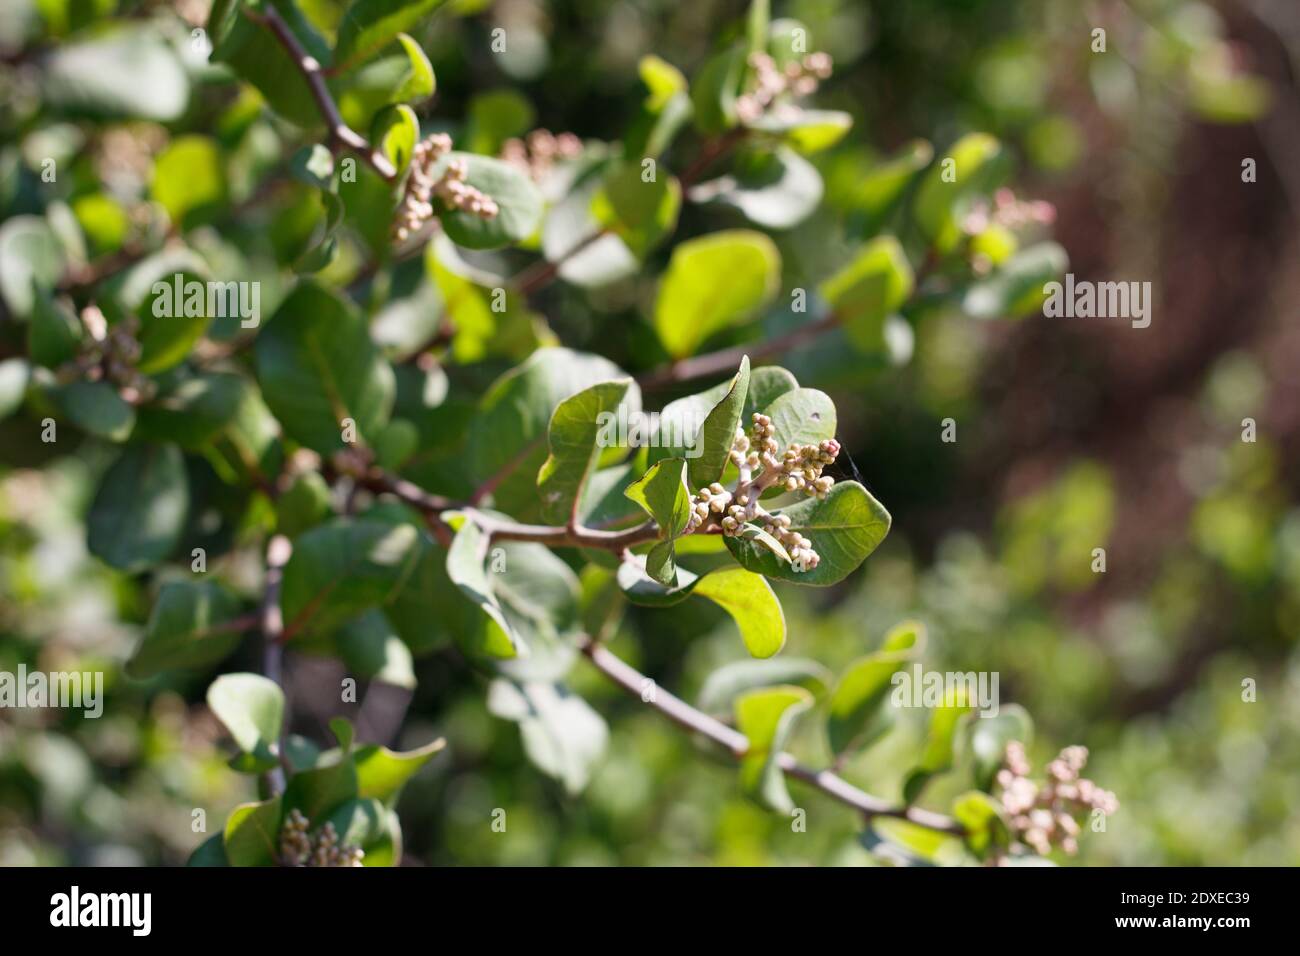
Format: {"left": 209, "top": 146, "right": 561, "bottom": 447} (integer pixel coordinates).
{"left": 243, "top": 4, "right": 397, "bottom": 182}
{"left": 578, "top": 636, "right": 963, "bottom": 835}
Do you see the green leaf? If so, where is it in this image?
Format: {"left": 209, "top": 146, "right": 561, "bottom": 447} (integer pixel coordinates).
{"left": 444, "top": 516, "right": 520, "bottom": 659}
{"left": 0, "top": 359, "right": 30, "bottom": 419}
{"left": 952, "top": 790, "right": 1012, "bottom": 858}
{"left": 334, "top": 0, "right": 449, "bottom": 72}
{"left": 320, "top": 797, "right": 389, "bottom": 859}
{"left": 114, "top": 248, "right": 215, "bottom": 374}
{"left": 434, "top": 153, "right": 543, "bottom": 250}
{"left": 186, "top": 833, "right": 230, "bottom": 867}
{"left": 623, "top": 457, "right": 690, "bottom": 584}
{"left": 827, "top": 620, "right": 925, "bottom": 755}
{"left": 87, "top": 443, "right": 188, "bottom": 571}
{"left": 745, "top": 365, "right": 799, "bottom": 416}
{"left": 0, "top": 216, "right": 64, "bottom": 318}
{"left": 43, "top": 25, "right": 189, "bottom": 121}
{"left": 483, "top": 541, "right": 583, "bottom": 682}
{"left": 654, "top": 231, "right": 780, "bottom": 359}
{"left": 487, "top": 679, "right": 608, "bottom": 795}
{"left": 354, "top": 738, "right": 445, "bottom": 804}
{"left": 639, "top": 54, "right": 687, "bottom": 108}
{"left": 686, "top": 355, "right": 750, "bottom": 490}
{"left": 591, "top": 163, "right": 681, "bottom": 258}
{"left": 967, "top": 703, "right": 1033, "bottom": 792}
{"left": 692, "top": 565, "right": 786, "bottom": 658}
{"left": 254, "top": 280, "right": 395, "bottom": 454}
{"left": 282, "top": 759, "right": 359, "bottom": 823}
{"left": 748, "top": 109, "right": 852, "bottom": 154}
{"left": 697, "top": 657, "right": 831, "bottom": 715}
{"left": 208, "top": 0, "right": 328, "bottom": 127}
{"left": 223, "top": 796, "right": 282, "bottom": 867}
{"left": 135, "top": 372, "right": 248, "bottom": 449}
{"left": 290, "top": 144, "right": 335, "bottom": 189}
{"left": 151, "top": 135, "right": 227, "bottom": 228}
{"left": 468, "top": 348, "right": 632, "bottom": 517}
{"left": 390, "top": 33, "right": 435, "bottom": 102}
{"left": 687, "top": 146, "right": 822, "bottom": 230}
{"left": 49, "top": 381, "right": 136, "bottom": 442}
{"left": 864, "top": 818, "right": 964, "bottom": 866}
{"left": 630, "top": 55, "right": 691, "bottom": 158}
{"left": 371, "top": 104, "right": 419, "bottom": 175}
{"left": 541, "top": 171, "right": 639, "bottom": 288}
{"left": 747, "top": 0, "right": 771, "bottom": 56}
{"left": 820, "top": 236, "right": 915, "bottom": 351}
{"left": 963, "top": 242, "right": 1068, "bottom": 320}
{"left": 915, "top": 132, "right": 1008, "bottom": 251}
{"left": 127, "top": 580, "right": 245, "bottom": 679}
{"left": 725, "top": 480, "right": 890, "bottom": 586}
{"left": 335, "top": 34, "right": 435, "bottom": 130}
{"left": 275, "top": 472, "right": 333, "bottom": 538}
{"left": 336, "top": 610, "right": 416, "bottom": 688}
{"left": 279, "top": 518, "right": 425, "bottom": 639}
{"left": 761, "top": 386, "right": 836, "bottom": 449}
{"left": 466, "top": 89, "right": 534, "bottom": 155}
{"left": 734, "top": 685, "right": 812, "bottom": 813}
{"left": 207, "top": 673, "right": 285, "bottom": 767}
{"left": 616, "top": 559, "right": 706, "bottom": 607}
{"left": 903, "top": 689, "right": 974, "bottom": 803}
{"left": 330, "top": 717, "right": 356, "bottom": 754}
{"left": 537, "top": 379, "right": 636, "bottom": 525}
{"left": 28, "top": 293, "right": 82, "bottom": 369}
{"left": 691, "top": 45, "right": 745, "bottom": 135}
{"left": 854, "top": 139, "right": 933, "bottom": 227}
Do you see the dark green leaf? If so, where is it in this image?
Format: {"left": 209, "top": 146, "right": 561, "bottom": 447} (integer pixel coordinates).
{"left": 88, "top": 443, "right": 188, "bottom": 571}
{"left": 127, "top": 580, "right": 245, "bottom": 679}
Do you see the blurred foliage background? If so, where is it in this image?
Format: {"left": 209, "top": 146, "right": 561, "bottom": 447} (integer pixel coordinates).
{"left": 2, "top": 0, "right": 1299, "bottom": 866}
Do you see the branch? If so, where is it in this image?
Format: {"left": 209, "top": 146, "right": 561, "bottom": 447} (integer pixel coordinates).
{"left": 637, "top": 311, "right": 842, "bottom": 390}
{"left": 579, "top": 635, "right": 964, "bottom": 835}
{"left": 503, "top": 127, "right": 748, "bottom": 301}
{"left": 243, "top": 4, "right": 396, "bottom": 182}
{"left": 359, "top": 464, "right": 665, "bottom": 552}
{"left": 260, "top": 534, "right": 293, "bottom": 794}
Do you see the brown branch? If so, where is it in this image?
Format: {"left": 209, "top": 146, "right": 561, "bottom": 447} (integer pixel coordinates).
{"left": 579, "top": 636, "right": 964, "bottom": 835}
{"left": 243, "top": 4, "right": 396, "bottom": 182}
{"left": 678, "top": 126, "right": 749, "bottom": 189}
{"left": 637, "top": 311, "right": 842, "bottom": 390}
{"left": 260, "top": 534, "right": 293, "bottom": 794}
{"left": 503, "top": 126, "right": 748, "bottom": 302}
{"left": 360, "top": 464, "right": 663, "bottom": 552}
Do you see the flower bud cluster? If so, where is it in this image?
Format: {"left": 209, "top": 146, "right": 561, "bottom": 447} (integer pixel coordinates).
{"left": 394, "top": 133, "right": 499, "bottom": 242}
{"left": 279, "top": 808, "right": 365, "bottom": 867}
{"left": 735, "top": 51, "right": 833, "bottom": 124}
{"left": 995, "top": 741, "right": 1118, "bottom": 858}
{"left": 59, "top": 305, "right": 156, "bottom": 403}
{"left": 500, "top": 128, "right": 583, "bottom": 182}
{"left": 963, "top": 188, "right": 1056, "bottom": 235}
{"left": 683, "top": 413, "right": 842, "bottom": 573}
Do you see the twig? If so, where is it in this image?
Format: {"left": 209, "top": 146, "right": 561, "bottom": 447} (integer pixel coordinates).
{"left": 679, "top": 126, "right": 749, "bottom": 189}
{"left": 242, "top": 4, "right": 396, "bottom": 182}
{"left": 579, "top": 635, "right": 963, "bottom": 835}
{"left": 511, "top": 228, "right": 610, "bottom": 297}
{"left": 637, "top": 311, "right": 842, "bottom": 389}
{"left": 503, "top": 127, "right": 748, "bottom": 301}
{"left": 261, "top": 534, "right": 293, "bottom": 794}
